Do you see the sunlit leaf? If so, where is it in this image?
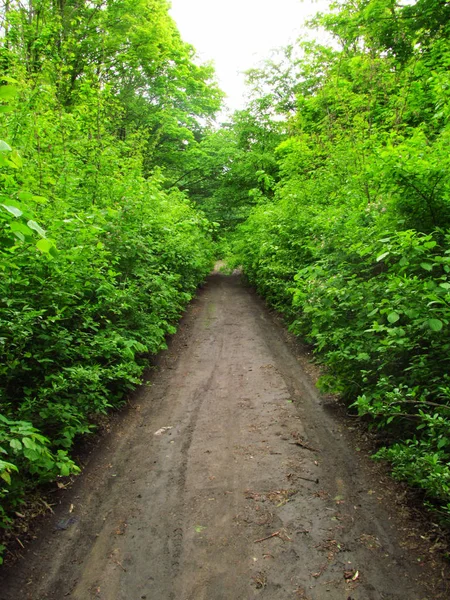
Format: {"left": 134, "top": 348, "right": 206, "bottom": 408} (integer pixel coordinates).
{"left": 0, "top": 85, "right": 19, "bottom": 100}
{"left": 0, "top": 472, "right": 11, "bottom": 485}
{"left": 18, "top": 191, "right": 34, "bottom": 202}
{"left": 12, "top": 231, "right": 25, "bottom": 242}
{"left": 1, "top": 204, "right": 22, "bottom": 218}
{"left": 0, "top": 75, "right": 18, "bottom": 84}
{"left": 10, "top": 150, "right": 23, "bottom": 168}
{"left": 27, "top": 220, "right": 46, "bottom": 238}
{"left": 387, "top": 311, "right": 400, "bottom": 324}
{"left": 9, "top": 439, "right": 22, "bottom": 451}
{"left": 376, "top": 251, "right": 390, "bottom": 262}
{"left": 0, "top": 140, "right": 12, "bottom": 152}
{"left": 32, "top": 195, "right": 48, "bottom": 204}
{"left": 36, "top": 238, "right": 53, "bottom": 253}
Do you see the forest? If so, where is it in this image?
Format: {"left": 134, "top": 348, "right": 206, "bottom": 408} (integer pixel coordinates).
{"left": 1, "top": 0, "right": 450, "bottom": 562}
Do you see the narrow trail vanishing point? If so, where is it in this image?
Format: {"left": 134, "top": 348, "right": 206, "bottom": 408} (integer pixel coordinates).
{"left": 1, "top": 273, "right": 448, "bottom": 600}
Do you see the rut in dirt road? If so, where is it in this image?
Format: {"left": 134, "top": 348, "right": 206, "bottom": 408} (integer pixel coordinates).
{"left": 0, "top": 274, "right": 445, "bottom": 600}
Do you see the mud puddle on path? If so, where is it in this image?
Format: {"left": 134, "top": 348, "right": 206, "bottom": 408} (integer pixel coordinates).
{"left": 0, "top": 274, "right": 448, "bottom": 600}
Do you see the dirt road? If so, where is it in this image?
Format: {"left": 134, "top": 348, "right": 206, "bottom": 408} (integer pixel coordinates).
{"left": 0, "top": 274, "right": 447, "bottom": 600}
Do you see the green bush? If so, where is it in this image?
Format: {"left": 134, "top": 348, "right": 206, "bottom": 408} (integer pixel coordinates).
{"left": 229, "top": 0, "right": 450, "bottom": 518}
{"left": 0, "top": 0, "right": 220, "bottom": 542}
{"left": 0, "top": 179, "right": 214, "bottom": 526}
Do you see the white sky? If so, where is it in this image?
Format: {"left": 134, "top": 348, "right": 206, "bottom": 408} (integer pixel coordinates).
{"left": 169, "top": 0, "right": 332, "bottom": 113}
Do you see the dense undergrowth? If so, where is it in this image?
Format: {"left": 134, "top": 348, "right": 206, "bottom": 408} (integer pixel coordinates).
{"left": 1, "top": 180, "right": 214, "bottom": 531}
{"left": 217, "top": 0, "right": 450, "bottom": 519}
{"left": 234, "top": 215, "right": 450, "bottom": 516}
{"left": 0, "top": 0, "right": 219, "bottom": 553}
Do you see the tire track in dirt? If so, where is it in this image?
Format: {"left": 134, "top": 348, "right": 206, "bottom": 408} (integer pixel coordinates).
{"left": 0, "top": 273, "right": 448, "bottom": 600}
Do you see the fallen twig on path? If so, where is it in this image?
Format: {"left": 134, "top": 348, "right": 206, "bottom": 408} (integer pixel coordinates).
{"left": 298, "top": 475, "right": 319, "bottom": 484}
{"left": 15, "top": 537, "right": 24, "bottom": 549}
{"left": 114, "top": 560, "right": 126, "bottom": 572}
{"left": 254, "top": 529, "right": 292, "bottom": 543}
{"left": 290, "top": 440, "right": 319, "bottom": 452}
{"left": 254, "top": 531, "right": 280, "bottom": 543}
{"left": 39, "top": 499, "right": 55, "bottom": 514}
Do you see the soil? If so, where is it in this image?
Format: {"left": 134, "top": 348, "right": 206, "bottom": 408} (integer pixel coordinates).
{"left": 1, "top": 273, "right": 449, "bottom": 600}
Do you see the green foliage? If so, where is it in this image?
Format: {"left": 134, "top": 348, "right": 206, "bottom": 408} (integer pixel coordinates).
{"left": 186, "top": 99, "right": 285, "bottom": 231}
{"left": 0, "top": 167, "right": 214, "bottom": 533}
{"left": 0, "top": 0, "right": 219, "bottom": 551}
{"left": 230, "top": 0, "right": 450, "bottom": 517}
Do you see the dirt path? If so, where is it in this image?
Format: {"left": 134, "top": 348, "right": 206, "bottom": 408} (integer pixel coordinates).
{"left": 0, "top": 274, "right": 447, "bottom": 600}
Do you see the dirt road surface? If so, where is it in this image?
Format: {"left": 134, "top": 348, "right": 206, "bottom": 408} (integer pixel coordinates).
{"left": 0, "top": 274, "right": 447, "bottom": 600}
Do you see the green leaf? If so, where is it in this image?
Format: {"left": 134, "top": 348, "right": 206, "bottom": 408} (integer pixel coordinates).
{"left": 4, "top": 157, "right": 19, "bottom": 169}
{"left": 0, "top": 105, "right": 14, "bottom": 113}
{"left": 32, "top": 195, "right": 48, "bottom": 204}
{"left": 376, "top": 251, "right": 390, "bottom": 262}
{"left": 23, "top": 448, "right": 39, "bottom": 461}
{"left": 9, "top": 439, "right": 22, "bottom": 451}
{"left": 9, "top": 222, "right": 33, "bottom": 238}
{"left": 428, "top": 318, "right": 443, "bottom": 332}
{"left": 0, "top": 140, "right": 12, "bottom": 152}
{"left": 388, "top": 311, "right": 400, "bottom": 324}
{"left": 22, "top": 437, "right": 37, "bottom": 450}
{"left": 0, "top": 76, "right": 18, "bottom": 84}
{"left": 1, "top": 204, "right": 22, "bottom": 218}
{"left": 0, "top": 85, "right": 19, "bottom": 100}
{"left": 59, "top": 463, "right": 71, "bottom": 477}
{"left": 10, "top": 150, "right": 23, "bottom": 168}
{"left": 18, "top": 191, "right": 34, "bottom": 202}
{"left": 36, "top": 238, "right": 53, "bottom": 253}
{"left": 0, "top": 472, "right": 11, "bottom": 485}
{"left": 27, "top": 220, "right": 46, "bottom": 238}
{"left": 420, "top": 262, "right": 433, "bottom": 271}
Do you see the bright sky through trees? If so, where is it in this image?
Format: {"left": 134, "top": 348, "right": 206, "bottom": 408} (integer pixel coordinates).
{"left": 169, "top": 0, "right": 331, "bottom": 112}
